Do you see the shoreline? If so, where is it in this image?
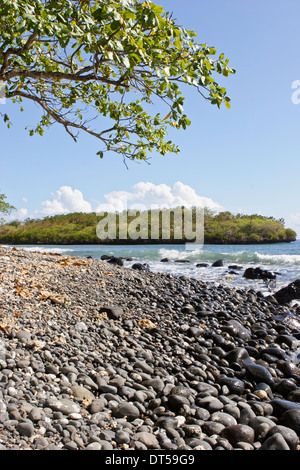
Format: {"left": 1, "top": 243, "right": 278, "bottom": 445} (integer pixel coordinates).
{"left": 0, "top": 245, "right": 299, "bottom": 450}
{"left": 0, "top": 239, "right": 297, "bottom": 246}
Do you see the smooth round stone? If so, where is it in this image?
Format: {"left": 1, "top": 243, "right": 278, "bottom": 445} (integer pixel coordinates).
{"left": 202, "top": 421, "right": 225, "bottom": 436}
{"left": 134, "top": 432, "right": 159, "bottom": 448}
{"left": 267, "top": 425, "right": 299, "bottom": 450}
{"left": 244, "top": 361, "right": 274, "bottom": 387}
{"left": 218, "top": 377, "right": 245, "bottom": 395}
{"left": 46, "top": 398, "right": 80, "bottom": 415}
{"left": 115, "top": 430, "right": 130, "bottom": 444}
{"left": 85, "top": 442, "right": 102, "bottom": 450}
{"left": 193, "top": 441, "right": 213, "bottom": 450}
{"left": 260, "top": 433, "right": 290, "bottom": 450}
{"left": 99, "top": 441, "right": 114, "bottom": 450}
{"left": 197, "top": 396, "right": 224, "bottom": 412}
{"left": 235, "top": 442, "right": 254, "bottom": 450}
{"left": 16, "top": 421, "right": 35, "bottom": 438}
{"left": 182, "top": 425, "right": 202, "bottom": 437}
{"left": 144, "top": 378, "right": 165, "bottom": 393}
{"left": 156, "top": 416, "right": 180, "bottom": 430}
{"left": 275, "top": 379, "right": 297, "bottom": 397}
{"left": 168, "top": 394, "right": 190, "bottom": 411}
{"left": 28, "top": 407, "right": 44, "bottom": 422}
{"left": 195, "top": 383, "right": 218, "bottom": 397}
{"left": 33, "top": 437, "right": 50, "bottom": 450}
{"left": 271, "top": 398, "right": 300, "bottom": 414}
{"left": 226, "top": 347, "right": 250, "bottom": 365}
{"left": 64, "top": 441, "right": 78, "bottom": 450}
{"left": 280, "top": 409, "right": 300, "bottom": 434}
{"left": 210, "top": 412, "right": 237, "bottom": 427}
{"left": 249, "top": 416, "right": 276, "bottom": 436}
{"left": 16, "top": 359, "right": 30, "bottom": 369}
{"left": 221, "top": 424, "right": 255, "bottom": 446}
{"left": 133, "top": 391, "right": 147, "bottom": 403}
{"left": 16, "top": 330, "right": 31, "bottom": 343}
{"left": 111, "top": 402, "right": 140, "bottom": 421}
{"left": 171, "top": 386, "right": 193, "bottom": 398}
{"left": 254, "top": 390, "right": 268, "bottom": 400}
{"left": 68, "top": 413, "right": 82, "bottom": 420}
{"left": 99, "top": 305, "right": 124, "bottom": 320}
{"left": 89, "top": 399, "right": 106, "bottom": 414}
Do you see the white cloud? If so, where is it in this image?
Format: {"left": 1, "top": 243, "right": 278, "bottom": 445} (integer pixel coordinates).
{"left": 4, "top": 207, "right": 28, "bottom": 222}
{"left": 36, "top": 186, "right": 92, "bottom": 217}
{"left": 96, "top": 181, "right": 223, "bottom": 213}
{"left": 285, "top": 213, "right": 300, "bottom": 237}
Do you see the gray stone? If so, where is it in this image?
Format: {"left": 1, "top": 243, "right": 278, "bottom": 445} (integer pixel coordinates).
{"left": 99, "top": 305, "right": 124, "bottom": 320}
{"left": 134, "top": 432, "right": 159, "bottom": 448}
{"left": 89, "top": 399, "right": 106, "bottom": 414}
{"left": 111, "top": 402, "right": 140, "bottom": 421}
{"left": 115, "top": 430, "right": 130, "bottom": 444}
{"left": 71, "top": 385, "right": 95, "bottom": 401}
{"left": 17, "top": 421, "right": 35, "bottom": 438}
{"left": 46, "top": 398, "right": 80, "bottom": 415}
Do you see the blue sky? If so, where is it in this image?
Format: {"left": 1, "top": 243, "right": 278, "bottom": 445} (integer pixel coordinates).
{"left": 1, "top": 0, "right": 300, "bottom": 234}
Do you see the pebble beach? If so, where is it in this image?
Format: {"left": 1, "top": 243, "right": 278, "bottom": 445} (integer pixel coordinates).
{"left": 0, "top": 245, "right": 300, "bottom": 451}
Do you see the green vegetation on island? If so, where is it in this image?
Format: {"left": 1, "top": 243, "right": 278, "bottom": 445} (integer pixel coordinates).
{"left": 0, "top": 209, "right": 296, "bottom": 245}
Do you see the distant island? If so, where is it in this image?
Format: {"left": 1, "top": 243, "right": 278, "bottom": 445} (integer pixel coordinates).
{"left": 0, "top": 209, "right": 296, "bottom": 245}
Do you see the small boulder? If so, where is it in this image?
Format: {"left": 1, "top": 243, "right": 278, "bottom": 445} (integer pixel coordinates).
{"left": 99, "top": 305, "right": 124, "bottom": 320}
{"left": 132, "top": 263, "right": 150, "bottom": 271}
{"left": 107, "top": 256, "right": 124, "bottom": 266}
{"left": 273, "top": 279, "right": 300, "bottom": 305}
{"left": 211, "top": 259, "right": 224, "bottom": 267}
{"left": 243, "top": 267, "right": 276, "bottom": 280}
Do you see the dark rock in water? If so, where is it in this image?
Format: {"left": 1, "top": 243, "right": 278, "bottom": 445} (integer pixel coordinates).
{"left": 160, "top": 258, "right": 169, "bottom": 262}
{"left": 174, "top": 259, "right": 190, "bottom": 263}
{"left": 101, "top": 254, "right": 112, "bottom": 260}
{"left": 99, "top": 305, "right": 124, "bottom": 320}
{"left": 132, "top": 263, "right": 150, "bottom": 271}
{"left": 211, "top": 259, "right": 224, "bottom": 267}
{"left": 228, "top": 265, "right": 243, "bottom": 270}
{"left": 196, "top": 263, "right": 209, "bottom": 267}
{"left": 107, "top": 256, "right": 124, "bottom": 266}
{"left": 273, "top": 279, "right": 300, "bottom": 305}
{"left": 243, "top": 267, "right": 276, "bottom": 280}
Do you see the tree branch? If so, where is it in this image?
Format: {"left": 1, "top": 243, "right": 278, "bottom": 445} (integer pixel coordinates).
{"left": 0, "top": 33, "right": 38, "bottom": 75}
{"left": 2, "top": 68, "right": 130, "bottom": 88}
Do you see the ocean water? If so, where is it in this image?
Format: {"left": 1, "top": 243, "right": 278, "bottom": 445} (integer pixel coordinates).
{"left": 6, "top": 240, "right": 300, "bottom": 298}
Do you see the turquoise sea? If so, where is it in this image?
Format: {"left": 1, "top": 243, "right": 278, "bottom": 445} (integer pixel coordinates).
{"left": 7, "top": 240, "right": 300, "bottom": 299}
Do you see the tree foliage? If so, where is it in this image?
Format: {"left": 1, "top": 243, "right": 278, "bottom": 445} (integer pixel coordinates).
{"left": 0, "top": 209, "right": 296, "bottom": 244}
{"left": 0, "top": 0, "right": 235, "bottom": 162}
{"left": 0, "top": 192, "right": 15, "bottom": 224}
